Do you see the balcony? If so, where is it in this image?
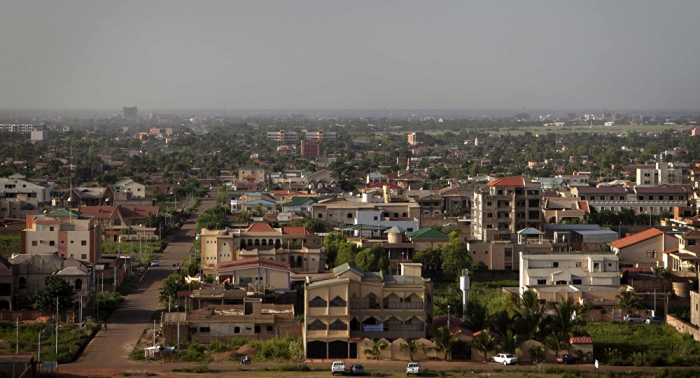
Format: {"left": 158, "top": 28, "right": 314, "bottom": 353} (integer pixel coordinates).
{"left": 384, "top": 302, "right": 424, "bottom": 310}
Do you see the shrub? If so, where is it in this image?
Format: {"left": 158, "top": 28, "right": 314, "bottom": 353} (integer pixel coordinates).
{"left": 208, "top": 340, "right": 228, "bottom": 353}
{"left": 129, "top": 348, "right": 146, "bottom": 361}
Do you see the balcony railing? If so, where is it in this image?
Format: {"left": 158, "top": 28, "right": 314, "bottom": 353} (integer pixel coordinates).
{"left": 349, "top": 301, "right": 424, "bottom": 310}
{"left": 384, "top": 302, "right": 423, "bottom": 309}
{"left": 384, "top": 323, "right": 424, "bottom": 332}
{"left": 350, "top": 301, "right": 381, "bottom": 310}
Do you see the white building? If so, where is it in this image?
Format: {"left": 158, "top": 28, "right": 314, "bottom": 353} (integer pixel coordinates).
{"left": 519, "top": 251, "right": 620, "bottom": 296}
{"left": 0, "top": 174, "right": 55, "bottom": 203}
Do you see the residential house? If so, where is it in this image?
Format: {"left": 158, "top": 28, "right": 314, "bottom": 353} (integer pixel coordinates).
{"left": 217, "top": 257, "right": 292, "bottom": 291}
{"left": 9, "top": 254, "right": 91, "bottom": 309}
{"left": 0, "top": 174, "right": 55, "bottom": 203}
{"left": 570, "top": 185, "right": 687, "bottom": 215}
{"left": 311, "top": 200, "right": 421, "bottom": 231}
{"left": 281, "top": 197, "right": 317, "bottom": 214}
{"left": 113, "top": 178, "right": 147, "bottom": 198}
{"left": 304, "top": 263, "right": 433, "bottom": 359}
{"left": 238, "top": 166, "right": 266, "bottom": 184}
{"left": 609, "top": 228, "right": 678, "bottom": 269}
{"left": 21, "top": 209, "right": 102, "bottom": 264}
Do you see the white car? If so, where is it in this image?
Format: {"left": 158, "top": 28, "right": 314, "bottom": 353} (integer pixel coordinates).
{"left": 406, "top": 362, "right": 420, "bottom": 376}
{"left": 331, "top": 361, "right": 345, "bottom": 375}
{"left": 491, "top": 353, "right": 518, "bottom": 365}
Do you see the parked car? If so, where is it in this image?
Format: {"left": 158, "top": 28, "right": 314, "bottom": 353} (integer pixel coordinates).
{"left": 491, "top": 353, "right": 518, "bottom": 365}
{"left": 646, "top": 316, "right": 666, "bottom": 324}
{"left": 331, "top": 361, "right": 345, "bottom": 376}
{"left": 406, "top": 362, "right": 420, "bottom": 376}
{"left": 150, "top": 260, "right": 160, "bottom": 267}
{"left": 350, "top": 364, "right": 365, "bottom": 376}
{"left": 556, "top": 354, "right": 578, "bottom": 364}
{"left": 624, "top": 313, "right": 645, "bottom": 323}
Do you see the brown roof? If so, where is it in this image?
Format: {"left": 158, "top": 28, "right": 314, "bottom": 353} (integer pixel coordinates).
{"left": 575, "top": 187, "right": 627, "bottom": 193}
{"left": 78, "top": 206, "right": 116, "bottom": 220}
{"left": 610, "top": 228, "right": 663, "bottom": 249}
{"left": 635, "top": 186, "right": 686, "bottom": 194}
{"left": 281, "top": 227, "right": 312, "bottom": 235}
{"left": 570, "top": 336, "right": 592, "bottom": 344}
{"left": 486, "top": 177, "right": 525, "bottom": 187}
{"left": 245, "top": 222, "right": 276, "bottom": 233}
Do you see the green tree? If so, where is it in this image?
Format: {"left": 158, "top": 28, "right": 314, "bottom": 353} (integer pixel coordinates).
{"left": 400, "top": 339, "right": 426, "bottom": 361}
{"left": 510, "top": 290, "right": 548, "bottom": 341}
{"left": 363, "top": 339, "right": 388, "bottom": 360}
{"left": 412, "top": 247, "right": 443, "bottom": 281}
{"left": 355, "top": 245, "right": 389, "bottom": 273}
{"left": 322, "top": 232, "right": 346, "bottom": 269}
{"left": 433, "top": 326, "right": 459, "bottom": 361}
{"left": 441, "top": 232, "right": 470, "bottom": 279}
{"left": 615, "top": 290, "right": 641, "bottom": 313}
{"left": 159, "top": 272, "right": 185, "bottom": 302}
{"left": 30, "top": 276, "right": 75, "bottom": 311}
{"left": 544, "top": 331, "right": 568, "bottom": 358}
{"left": 472, "top": 328, "right": 499, "bottom": 362}
{"left": 335, "top": 242, "right": 359, "bottom": 267}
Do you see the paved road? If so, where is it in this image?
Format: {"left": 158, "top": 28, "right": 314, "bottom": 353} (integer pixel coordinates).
{"left": 66, "top": 196, "right": 216, "bottom": 372}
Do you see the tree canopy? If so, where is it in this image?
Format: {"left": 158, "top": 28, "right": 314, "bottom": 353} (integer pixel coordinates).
{"left": 30, "top": 275, "right": 76, "bottom": 311}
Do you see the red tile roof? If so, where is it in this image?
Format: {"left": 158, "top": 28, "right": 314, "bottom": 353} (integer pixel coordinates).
{"left": 570, "top": 336, "right": 592, "bottom": 344}
{"left": 575, "top": 186, "right": 627, "bottom": 193}
{"left": 245, "top": 222, "right": 276, "bottom": 233}
{"left": 281, "top": 227, "right": 312, "bottom": 235}
{"left": 610, "top": 228, "right": 663, "bottom": 249}
{"left": 486, "top": 177, "right": 525, "bottom": 187}
{"left": 664, "top": 248, "right": 679, "bottom": 255}
{"left": 217, "top": 257, "right": 291, "bottom": 272}
{"left": 635, "top": 186, "right": 686, "bottom": 194}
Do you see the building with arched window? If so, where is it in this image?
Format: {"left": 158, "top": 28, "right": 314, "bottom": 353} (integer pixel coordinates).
{"left": 199, "top": 223, "right": 325, "bottom": 276}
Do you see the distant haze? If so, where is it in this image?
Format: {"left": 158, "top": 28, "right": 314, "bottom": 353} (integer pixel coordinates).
{"left": 1, "top": 1, "right": 699, "bottom": 110}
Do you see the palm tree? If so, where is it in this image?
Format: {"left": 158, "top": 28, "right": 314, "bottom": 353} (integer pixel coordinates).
{"left": 472, "top": 328, "right": 500, "bottom": 362}
{"left": 544, "top": 331, "right": 568, "bottom": 358}
{"left": 489, "top": 309, "right": 515, "bottom": 338}
{"left": 615, "top": 289, "right": 641, "bottom": 314}
{"left": 433, "top": 327, "right": 459, "bottom": 361}
{"left": 400, "top": 339, "right": 426, "bottom": 361}
{"left": 363, "top": 339, "right": 388, "bottom": 360}
{"left": 500, "top": 329, "right": 519, "bottom": 354}
{"left": 549, "top": 298, "right": 586, "bottom": 340}
{"left": 510, "top": 290, "right": 547, "bottom": 341}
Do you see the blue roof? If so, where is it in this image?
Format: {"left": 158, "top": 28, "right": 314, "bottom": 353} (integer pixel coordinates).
{"left": 544, "top": 224, "right": 603, "bottom": 231}
{"left": 573, "top": 230, "right": 618, "bottom": 235}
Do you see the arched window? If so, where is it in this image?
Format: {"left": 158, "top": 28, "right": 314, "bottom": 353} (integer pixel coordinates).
{"left": 275, "top": 240, "right": 281, "bottom": 248}
{"left": 262, "top": 239, "right": 267, "bottom": 246}
{"left": 254, "top": 239, "right": 260, "bottom": 246}
{"left": 74, "top": 279, "right": 83, "bottom": 291}
{"left": 296, "top": 255, "right": 303, "bottom": 267}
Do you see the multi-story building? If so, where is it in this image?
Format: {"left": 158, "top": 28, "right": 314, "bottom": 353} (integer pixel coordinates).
{"left": 636, "top": 163, "right": 683, "bottom": 186}
{"left": 301, "top": 139, "right": 323, "bottom": 158}
{"left": 519, "top": 251, "right": 620, "bottom": 296}
{"left": 238, "top": 166, "right": 266, "bottom": 184}
{"left": 305, "top": 131, "right": 336, "bottom": 141}
{"left": 304, "top": 262, "right": 433, "bottom": 359}
{"left": 113, "top": 178, "right": 147, "bottom": 198}
{"left": 266, "top": 130, "right": 298, "bottom": 142}
{"left": 0, "top": 124, "right": 35, "bottom": 133}
{"left": 30, "top": 126, "right": 49, "bottom": 142}
{"left": 407, "top": 132, "right": 424, "bottom": 146}
{"left": 570, "top": 185, "right": 688, "bottom": 215}
{"left": 311, "top": 200, "right": 421, "bottom": 231}
{"left": 0, "top": 174, "right": 55, "bottom": 202}
{"left": 21, "top": 209, "right": 102, "bottom": 264}
{"left": 122, "top": 106, "right": 138, "bottom": 120}
{"left": 199, "top": 223, "right": 325, "bottom": 276}
{"left": 471, "top": 177, "right": 543, "bottom": 242}
{"left": 609, "top": 228, "right": 678, "bottom": 269}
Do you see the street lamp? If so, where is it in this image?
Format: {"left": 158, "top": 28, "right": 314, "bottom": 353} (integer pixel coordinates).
{"left": 447, "top": 305, "right": 451, "bottom": 331}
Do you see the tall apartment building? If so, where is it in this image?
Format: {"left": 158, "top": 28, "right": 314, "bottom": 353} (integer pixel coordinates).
{"left": 471, "top": 177, "right": 543, "bottom": 242}
{"left": 267, "top": 130, "right": 298, "bottom": 142}
{"left": 0, "top": 124, "right": 36, "bottom": 133}
{"left": 238, "top": 166, "right": 266, "bottom": 183}
{"left": 304, "top": 262, "right": 432, "bottom": 359}
{"left": 0, "top": 174, "right": 55, "bottom": 202}
{"left": 30, "top": 126, "right": 49, "bottom": 142}
{"left": 305, "top": 131, "right": 336, "bottom": 141}
{"left": 21, "top": 209, "right": 102, "bottom": 264}
{"left": 636, "top": 163, "right": 683, "bottom": 186}
{"left": 122, "top": 106, "right": 138, "bottom": 120}
{"left": 301, "top": 139, "right": 323, "bottom": 158}
{"left": 407, "top": 132, "right": 424, "bottom": 146}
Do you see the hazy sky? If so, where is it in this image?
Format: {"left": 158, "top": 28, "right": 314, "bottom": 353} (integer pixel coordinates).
{"left": 1, "top": 1, "right": 699, "bottom": 110}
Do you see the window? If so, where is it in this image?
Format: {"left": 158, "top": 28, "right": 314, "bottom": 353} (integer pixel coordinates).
{"left": 552, "top": 262, "right": 559, "bottom": 268}
{"left": 504, "top": 249, "right": 512, "bottom": 258}
{"left": 81, "top": 254, "right": 87, "bottom": 260}
{"left": 234, "top": 327, "right": 240, "bottom": 334}
{"left": 347, "top": 213, "right": 353, "bottom": 219}
{"left": 309, "top": 296, "right": 327, "bottom": 307}
{"left": 18, "top": 277, "right": 26, "bottom": 289}
{"left": 537, "top": 279, "right": 546, "bottom": 285}
{"left": 307, "top": 319, "right": 326, "bottom": 331}
{"left": 646, "top": 250, "right": 657, "bottom": 259}
{"left": 594, "top": 263, "right": 600, "bottom": 270}
{"left": 32, "top": 241, "right": 37, "bottom": 246}
{"left": 81, "top": 240, "right": 87, "bottom": 246}
{"left": 573, "top": 279, "right": 582, "bottom": 285}
{"left": 49, "top": 241, "right": 55, "bottom": 246}
{"left": 330, "top": 296, "right": 347, "bottom": 307}
{"left": 373, "top": 216, "right": 378, "bottom": 221}
{"left": 254, "top": 325, "right": 260, "bottom": 333}
{"left": 199, "top": 327, "right": 210, "bottom": 333}
{"left": 49, "top": 226, "right": 54, "bottom": 231}
{"left": 329, "top": 319, "right": 348, "bottom": 330}
{"left": 267, "top": 326, "right": 273, "bottom": 332}
{"left": 575, "top": 262, "right": 582, "bottom": 268}
{"left": 318, "top": 214, "right": 323, "bottom": 218}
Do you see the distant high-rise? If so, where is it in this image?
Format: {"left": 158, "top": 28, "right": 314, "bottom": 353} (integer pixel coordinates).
{"left": 301, "top": 139, "right": 323, "bottom": 158}
{"left": 122, "top": 106, "right": 138, "bottom": 120}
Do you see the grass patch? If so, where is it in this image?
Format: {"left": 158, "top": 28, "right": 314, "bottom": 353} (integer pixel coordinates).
{"left": 585, "top": 322, "right": 700, "bottom": 366}
{"left": 0, "top": 321, "right": 97, "bottom": 363}
{"left": 171, "top": 365, "right": 210, "bottom": 373}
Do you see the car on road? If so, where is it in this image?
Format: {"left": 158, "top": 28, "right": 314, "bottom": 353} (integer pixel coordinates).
{"left": 556, "top": 354, "right": 578, "bottom": 364}
{"left": 331, "top": 361, "right": 345, "bottom": 375}
{"left": 624, "top": 313, "right": 645, "bottom": 323}
{"left": 150, "top": 260, "right": 160, "bottom": 267}
{"left": 646, "top": 316, "right": 665, "bottom": 324}
{"left": 350, "top": 364, "right": 364, "bottom": 375}
{"left": 406, "top": 362, "right": 420, "bottom": 376}
{"left": 491, "top": 353, "right": 518, "bottom": 365}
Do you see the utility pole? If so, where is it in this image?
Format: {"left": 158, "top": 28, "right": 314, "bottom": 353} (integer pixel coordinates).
{"left": 38, "top": 332, "right": 41, "bottom": 362}
{"left": 15, "top": 317, "right": 19, "bottom": 354}
{"left": 55, "top": 297, "right": 59, "bottom": 355}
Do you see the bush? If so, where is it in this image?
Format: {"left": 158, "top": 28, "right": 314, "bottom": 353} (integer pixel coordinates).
{"left": 129, "top": 348, "right": 146, "bottom": 361}
{"left": 171, "top": 365, "right": 210, "bottom": 373}
{"left": 209, "top": 340, "right": 228, "bottom": 353}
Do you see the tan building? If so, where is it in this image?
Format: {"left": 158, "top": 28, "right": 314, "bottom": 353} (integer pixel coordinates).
{"left": 304, "top": 262, "right": 433, "bottom": 359}
{"left": 238, "top": 166, "right": 266, "bottom": 184}
{"left": 306, "top": 131, "right": 336, "bottom": 141}
{"left": 21, "top": 209, "right": 102, "bottom": 264}
{"left": 407, "top": 132, "right": 424, "bottom": 146}
{"left": 217, "top": 257, "right": 292, "bottom": 291}
{"left": 609, "top": 228, "right": 678, "bottom": 269}
{"left": 162, "top": 299, "right": 300, "bottom": 344}
{"left": 199, "top": 223, "right": 325, "bottom": 276}
{"left": 471, "top": 177, "right": 543, "bottom": 242}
